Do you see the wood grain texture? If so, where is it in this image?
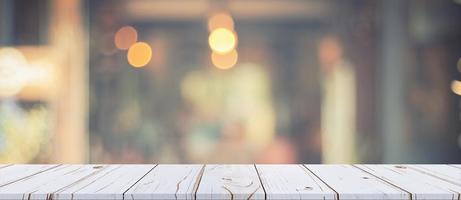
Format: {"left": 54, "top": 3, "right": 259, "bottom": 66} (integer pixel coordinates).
{"left": 256, "top": 164, "right": 336, "bottom": 199}
{"left": 125, "top": 164, "right": 203, "bottom": 200}
{"left": 0, "top": 164, "right": 58, "bottom": 187}
{"left": 54, "top": 164, "right": 155, "bottom": 200}
{"left": 0, "top": 165, "right": 105, "bottom": 200}
{"left": 305, "top": 164, "right": 409, "bottom": 200}
{"left": 356, "top": 165, "right": 459, "bottom": 200}
{"left": 1, "top": 164, "right": 460, "bottom": 200}
{"left": 409, "top": 165, "right": 461, "bottom": 186}
{"left": 196, "top": 165, "right": 265, "bottom": 199}
{"left": 51, "top": 165, "right": 120, "bottom": 200}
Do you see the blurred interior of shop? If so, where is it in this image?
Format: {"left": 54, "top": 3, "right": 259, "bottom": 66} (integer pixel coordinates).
{"left": 0, "top": 0, "right": 461, "bottom": 164}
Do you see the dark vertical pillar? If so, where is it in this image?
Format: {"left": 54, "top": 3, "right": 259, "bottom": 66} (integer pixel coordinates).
{"left": 380, "top": 0, "right": 408, "bottom": 163}
{"left": 0, "top": 0, "right": 13, "bottom": 45}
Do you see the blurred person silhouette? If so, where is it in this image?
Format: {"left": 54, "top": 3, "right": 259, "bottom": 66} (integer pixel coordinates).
{"left": 318, "top": 35, "right": 357, "bottom": 163}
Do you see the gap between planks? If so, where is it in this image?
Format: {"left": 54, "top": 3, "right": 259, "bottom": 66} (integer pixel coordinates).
{"left": 353, "top": 165, "right": 413, "bottom": 199}
{"left": 193, "top": 165, "right": 206, "bottom": 200}
{"left": 0, "top": 164, "right": 13, "bottom": 170}
{"left": 0, "top": 164, "right": 62, "bottom": 188}
{"left": 450, "top": 165, "right": 461, "bottom": 170}
{"left": 355, "top": 165, "right": 461, "bottom": 200}
{"left": 302, "top": 165, "right": 340, "bottom": 200}
{"left": 122, "top": 164, "right": 158, "bottom": 199}
{"left": 253, "top": 164, "right": 267, "bottom": 200}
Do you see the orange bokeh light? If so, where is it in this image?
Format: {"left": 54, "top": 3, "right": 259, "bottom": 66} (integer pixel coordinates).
{"left": 127, "top": 42, "right": 152, "bottom": 68}
{"left": 208, "top": 12, "right": 234, "bottom": 31}
{"left": 451, "top": 80, "right": 461, "bottom": 96}
{"left": 211, "top": 49, "right": 238, "bottom": 70}
{"left": 114, "top": 26, "right": 138, "bottom": 50}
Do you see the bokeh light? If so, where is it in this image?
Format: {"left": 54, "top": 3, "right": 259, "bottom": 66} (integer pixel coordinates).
{"left": 0, "top": 48, "right": 29, "bottom": 97}
{"left": 211, "top": 49, "right": 238, "bottom": 70}
{"left": 451, "top": 80, "right": 461, "bottom": 96}
{"left": 208, "top": 12, "right": 234, "bottom": 32}
{"left": 114, "top": 26, "right": 138, "bottom": 50}
{"left": 127, "top": 42, "right": 152, "bottom": 68}
{"left": 208, "top": 28, "right": 237, "bottom": 54}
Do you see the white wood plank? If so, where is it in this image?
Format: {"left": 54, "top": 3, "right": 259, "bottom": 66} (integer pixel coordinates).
{"left": 196, "top": 165, "right": 265, "bottom": 199}
{"left": 54, "top": 164, "right": 155, "bottom": 200}
{"left": 51, "top": 165, "right": 122, "bottom": 200}
{"left": 409, "top": 165, "right": 461, "bottom": 186}
{"left": 125, "top": 164, "right": 203, "bottom": 200}
{"left": 357, "top": 165, "right": 459, "bottom": 200}
{"left": 0, "top": 164, "right": 58, "bottom": 187}
{"left": 256, "top": 164, "right": 336, "bottom": 200}
{"left": 0, "top": 165, "right": 106, "bottom": 200}
{"left": 0, "top": 164, "right": 11, "bottom": 169}
{"left": 305, "top": 164, "right": 409, "bottom": 199}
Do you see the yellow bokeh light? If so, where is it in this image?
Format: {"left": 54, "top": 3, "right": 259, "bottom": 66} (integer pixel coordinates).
{"left": 451, "top": 80, "right": 461, "bottom": 96}
{"left": 127, "top": 42, "right": 152, "bottom": 68}
{"left": 208, "top": 28, "right": 237, "bottom": 54}
{"left": 114, "top": 26, "right": 138, "bottom": 50}
{"left": 0, "top": 48, "right": 29, "bottom": 97}
{"left": 211, "top": 49, "right": 238, "bottom": 70}
{"left": 208, "top": 12, "right": 234, "bottom": 31}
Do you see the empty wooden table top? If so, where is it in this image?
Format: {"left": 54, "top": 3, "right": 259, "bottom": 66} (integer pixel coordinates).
{"left": 0, "top": 164, "right": 460, "bottom": 199}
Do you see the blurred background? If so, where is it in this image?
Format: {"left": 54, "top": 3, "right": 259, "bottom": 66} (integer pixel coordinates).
{"left": 0, "top": 0, "right": 461, "bottom": 164}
